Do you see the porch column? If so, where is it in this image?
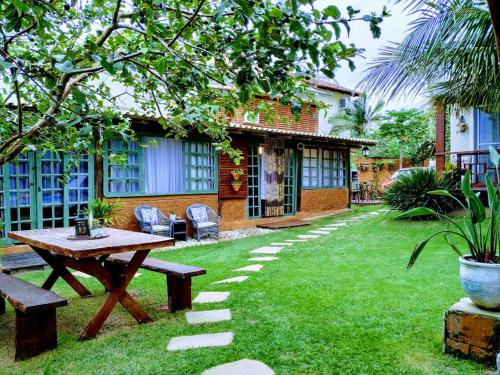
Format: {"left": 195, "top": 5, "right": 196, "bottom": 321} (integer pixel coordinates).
{"left": 435, "top": 103, "right": 446, "bottom": 174}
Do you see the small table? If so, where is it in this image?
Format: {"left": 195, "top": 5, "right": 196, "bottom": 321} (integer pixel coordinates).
{"left": 8, "top": 227, "right": 174, "bottom": 340}
{"left": 171, "top": 219, "right": 187, "bottom": 241}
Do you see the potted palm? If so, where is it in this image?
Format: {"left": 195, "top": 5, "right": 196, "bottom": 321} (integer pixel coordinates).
{"left": 397, "top": 147, "right": 500, "bottom": 310}
{"left": 83, "top": 198, "right": 121, "bottom": 237}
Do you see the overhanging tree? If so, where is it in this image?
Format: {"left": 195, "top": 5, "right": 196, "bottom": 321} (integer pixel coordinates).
{"left": 0, "top": 0, "right": 388, "bottom": 165}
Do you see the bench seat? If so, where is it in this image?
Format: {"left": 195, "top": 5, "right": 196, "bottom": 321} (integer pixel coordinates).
{"left": 0, "top": 273, "right": 67, "bottom": 360}
{"left": 106, "top": 253, "right": 206, "bottom": 312}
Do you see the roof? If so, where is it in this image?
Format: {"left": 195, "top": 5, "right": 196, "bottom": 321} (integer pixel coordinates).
{"left": 226, "top": 123, "right": 376, "bottom": 147}
{"left": 306, "top": 78, "right": 361, "bottom": 96}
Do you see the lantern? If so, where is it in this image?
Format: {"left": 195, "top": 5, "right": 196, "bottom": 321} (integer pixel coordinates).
{"left": 75, "top": 214, "right": 90, "bottom": 238}
{"left": 362, "top": 146, "right": 370, "bottom": 157}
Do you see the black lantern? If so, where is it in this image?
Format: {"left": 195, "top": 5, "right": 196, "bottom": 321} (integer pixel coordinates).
{"left": 362, "top": 146, "right": 370, "bottom": 157}
{"left": 75, "top": 214, "right": 90, "bottom": 238}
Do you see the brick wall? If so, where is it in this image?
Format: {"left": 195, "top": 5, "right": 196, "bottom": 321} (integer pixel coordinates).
{"left": 229, "top": 97, "right": 318, "bottom": 134}
{"left": 300, "top": 188, "right": 349, "bottom": 213}
{"left": 356, "top": 158, "right": 410, "bottom": 193}
{"left": 108, "top": 194, "right": 218, "bottom": 235}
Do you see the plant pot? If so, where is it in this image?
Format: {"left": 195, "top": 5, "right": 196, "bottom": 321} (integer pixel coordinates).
{"left": 459, "top": 256, "right": 500, "bottom": 310}
{"left": 231, "top": 172, "right": 241, "bottom": 181}
{"left": 90, "top": 228, "right": 104, "bottom": 238}
{"left": 231, "top": 182, "right": 242, "bottom": 192}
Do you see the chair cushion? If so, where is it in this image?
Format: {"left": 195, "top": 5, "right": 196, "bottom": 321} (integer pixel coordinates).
{"left": 197, "top": 221, "right": 218, "bottom": 229}
{"left": 191, "top": 207, "right": 209, "bottom": 223}
{"left": 152, "top": 225, "right": 170, "bottom": 232}
{"left": 141, "top": 208, "right": 159, "bottom": 225}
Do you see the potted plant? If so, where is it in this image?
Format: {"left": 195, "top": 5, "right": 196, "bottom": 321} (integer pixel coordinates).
{"left": 231, "top": 168, "right": 244, "bottom": 181}
{"left": 397, "top": 147, "right": 500, "bottom": 310}
{"left": 169, "top": 210, "right": 177, "bottom": 221}
{"left": 231, "top": 180, "right": 243, "bottom": 192}
{"left": 90, "top": 218, "right": 104, "bottom": 238}
{"left": 84, "top": 198, "right": 121, "bottom": 228}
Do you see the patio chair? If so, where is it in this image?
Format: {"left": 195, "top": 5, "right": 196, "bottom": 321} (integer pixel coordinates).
{"left": 186, "top": 204, "right": 221, "bottom": 241}
{"left": 134, "top": 205, "right": 172, "bottom": 237}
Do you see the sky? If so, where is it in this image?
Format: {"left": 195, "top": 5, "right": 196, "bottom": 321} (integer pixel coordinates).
{"left": 314, "top": 0, "right": 427, "bottom": 109}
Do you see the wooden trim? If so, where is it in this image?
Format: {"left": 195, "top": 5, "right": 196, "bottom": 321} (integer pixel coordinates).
{"left": 435, "top": 103, "right": 446, "bottom": 174}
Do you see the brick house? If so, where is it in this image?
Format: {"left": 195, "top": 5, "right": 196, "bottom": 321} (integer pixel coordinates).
{"left": 0, "top": 81, "right": 374, "bottom": 245}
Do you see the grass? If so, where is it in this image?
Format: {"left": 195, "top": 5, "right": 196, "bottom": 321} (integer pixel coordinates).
{"left": 0, "top": 206, "right": 493, "bottom": 374}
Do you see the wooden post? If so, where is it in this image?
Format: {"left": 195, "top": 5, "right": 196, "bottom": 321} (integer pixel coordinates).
{"left": 347, "top": 148, "right": 351, "bottom": 209}
{"left": 167, "top": 275, "right": 192, "bottom": 312}
{"left": 15, "top": 309, "right": 57, "bottom": 360}
{"left": 435, "top": 103, "right": 446, "bottom": 174}
{"left": 0, "top": 296, "right": 5, "bottom": 315}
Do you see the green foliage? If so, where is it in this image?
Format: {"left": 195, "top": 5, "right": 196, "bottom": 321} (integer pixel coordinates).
{"left": 362, "top": 0, "right": 499, "bottom": 110}
{"left": 397, "top": 147, "right": 500, "bottom": 266}
{"left": 383, "top": 169, "right": 462, "bottom": 214}
{"left": 83, "top": 198, "right": 121, "bottom": 227}
{"left": 329, "top": 93, "right": 383, "bottom": 137}
{"left": 0, "top": 0, "right": 389, "bottom": 165}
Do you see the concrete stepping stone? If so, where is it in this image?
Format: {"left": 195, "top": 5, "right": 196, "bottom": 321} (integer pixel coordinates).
{"left": 167, "top": 332, "right": 233, "bottom": 351}
{"left": 250, "top": 246, "right": 282, "bottom": 255}
{"left": 213, "top": 276, "right": 249, "bottom": 284}
{"left": 297, "top": 234, "right": 319, "bottom": 239}
{"left": 308, "top": 230, "right": 330, "bottom": 235}
{"left": 249, "top": 256, "right": 278, "bottom": 262}
{"left": 369, "top": 212, "right": 380, "bottom": 216}
{"left": 271, "top": 242, "right": 293, "bottom": 246}
{"left": 202, "top": 359, "right": 275, "bottom": 375}
{"left": 234, "top": 264, "right": 263, "bottom": 272}
{"left": 285, "top": 239, "right": 307, "bottom": 242}
{"left": 72, "top": 271, "right": 91, "bottom": 279}
{"left": 133, "top": 272, "right": 141, "bottom": 278}
{"left": 325, "top": 223, "right": 347, "bottom": 227}
{"left": 194, "top": 292, "right": 230, "bottom": 304}
{"left": 186, "top": 309, "right": 231, "bottom": 324}
{"left": 318, "top": 227, "right": 338, "bottom": 231}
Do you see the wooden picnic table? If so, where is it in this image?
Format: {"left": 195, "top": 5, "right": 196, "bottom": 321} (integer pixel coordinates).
{"left": 8, "top": 227, "right": 174, "bottom": 340}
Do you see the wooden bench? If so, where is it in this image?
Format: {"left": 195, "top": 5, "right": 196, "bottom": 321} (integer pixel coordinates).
{"left": 0, "top": 273, "right": 67, "bottom": 360}
{"left": 105, "top": 253, "right": 206, "bottom": 312}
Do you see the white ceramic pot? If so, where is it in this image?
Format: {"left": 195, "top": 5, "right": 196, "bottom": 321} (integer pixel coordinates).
{"left": 90, "top": 228, "right": 103, "bottom": 238}
{"left": 459, "top": 256, "right": 500, "bottom": 310}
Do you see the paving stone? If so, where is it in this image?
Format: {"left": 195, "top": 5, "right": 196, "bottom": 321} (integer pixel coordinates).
{"left": 133, "top": 272, "right": 141, "bottom": 278}
{"left": 72, "top": 271, "right": 92, "bottom": 279}
{"left": 308, "top": 230, "right": 330, "bottom": 235}
{"left": 297, "top": 234, "right": 319, "bottom": 239}
{"left": 186, "top": 309, "right": 231, "bottom": 324}
{"left": 318, "top": 227, "right": 338, "bottom": 231}
{"left": 234, "top": 264, "right": 263, "bottom": 272}
{"left": 202, "top": 359, "right": 275, "bottom": 375}
{"left": 285, "top": 239, "right": 307, "bottom": 242}
{"left": 167, "top": 332, "right": 233, "bottom": 351}
{"left": 250, "top": 246, "right": 283, "bottom": 255}
{"left": 249, "top": 256, "right": 279, "bottom": 262}
{"left": 212, "top": 276, "right": 249, "bottom": 284}
{"left": 193, "top": 292, "right": 230, "bottom": 304}
{"left": 369, "top": 212, "right": 380, "bottom": 215}
{"left": 325, "top": 223, "right": 347, "bottom": 227}
{"left": 271, "top": 242, "right": 293, "bottom": 246}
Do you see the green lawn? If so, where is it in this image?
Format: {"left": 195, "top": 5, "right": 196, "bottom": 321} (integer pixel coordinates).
{"left": 0, "top": 206, "right": 492, "bottom": 374}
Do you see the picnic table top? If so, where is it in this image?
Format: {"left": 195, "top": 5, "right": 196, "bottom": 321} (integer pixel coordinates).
{"left": 8, "top": 227, "right": 174, "bottom": 259}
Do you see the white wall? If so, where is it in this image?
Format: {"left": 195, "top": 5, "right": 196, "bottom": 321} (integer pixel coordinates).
{"left": 311, "top": 89, "right": 352, "bottom": 135}
{"left": 449, "top": 108, "right": 475, "bottom": 153}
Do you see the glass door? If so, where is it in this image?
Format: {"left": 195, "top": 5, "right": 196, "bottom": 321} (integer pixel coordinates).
{"left": 284, "top": 148, "right": 296, "bottom": 215}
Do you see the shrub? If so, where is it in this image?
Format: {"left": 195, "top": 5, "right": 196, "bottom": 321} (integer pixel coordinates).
{"left": 383, "top": 169, "right": 462, "bottom": 214}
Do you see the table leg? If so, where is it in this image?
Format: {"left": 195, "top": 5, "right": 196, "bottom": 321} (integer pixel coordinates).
{"left": 79, "top": 250, "right": 152, "bottom": 340}
{"left": 33, "top": 247, "right": 92, "bottom": 298}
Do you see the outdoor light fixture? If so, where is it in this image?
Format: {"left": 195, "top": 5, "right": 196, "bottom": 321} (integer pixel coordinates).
{"left": 362, "top": 146, "right": 370, "bottom": 157}
{"left": 74, "top": 214, "right": 90, "bottom": 238}
{"left": 258, "top": 145, "right": 264, "bottom": 155}
{"left": 457, "top": 115, "right": 468, "bottom": 132}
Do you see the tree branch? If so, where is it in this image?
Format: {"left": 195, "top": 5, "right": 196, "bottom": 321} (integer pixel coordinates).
{"left": 167, "top": 0, "right": 206, "bottom": 48}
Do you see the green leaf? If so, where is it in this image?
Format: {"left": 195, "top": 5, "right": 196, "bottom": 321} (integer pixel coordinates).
{"left": 427, "top": 189, "right": 453, "bottom": 197}
{"left": 485, "top": 174, "right": 498, "bottom": 210}
{"left": 461, "top": 169, "right": 474, "bottom": 198}
{"left": 394, "top": 207, "right": 438, "bottom": 220}
{"left": 490, "top": 146, "right": 500, "bottom": 168}
{"left": 54, "top": 61, "right": 74, "bottom": 73}
{"left": 467, "top": 193, "right": 486, "bottom": 224}
{"left": 407, "top": 237, "right": 431, "bottom": 269}
{"left": 323, "top": 5, "right": 340, "bottom": 19}
{"left": 444, "top": 233, "right": 464, "bottom": 257}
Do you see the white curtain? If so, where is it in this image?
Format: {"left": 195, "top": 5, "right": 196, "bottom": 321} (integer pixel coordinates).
{"left": 144, "top": 137, "right": 185, "bottom": 194}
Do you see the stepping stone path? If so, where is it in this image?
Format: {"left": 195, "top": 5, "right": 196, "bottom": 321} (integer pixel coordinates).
{"left": 193, "top": 292, "right": 230, "bottom": 304}
{"left": 285, "top": 239, "right": 307, "bottom": 242}
{"left": 369, "top": 212, "right": 380, "bottom": 216}
{"left": 202, "top": 359, "right": 275, "bottom": 375}
{"left": 297, "top": 234, "right": 319, "bottom": 239}
{"left": 250, "top": 246, "right": 283, "bottom": 255}
{"left": 213, "top": 276, "right": 249, "bottom": 284}
{"left": 308, "top": 230, "right": 330, "bottom": 235}
{"left": 325, "top": 223, "right": 347, "bottom": 227}
{"left": 249, "top": 256, "right": 279, "bottom": 262}
{"left": 167, "top": 332, "right": 233, "bottom": 351}
{"left": 318, "top": 227, "right": 338, "bottom": 231}
{"left": 186, "top": 309, "right": 232, "bottom": 324}
{"left": 234, "top": 264, "right": 263, "bottom": 272}
{"left": 271, "top": 242, "right": 293, "bottom": 246}
{"left": 72, "top": 271, "right": 91, "bottom": 279}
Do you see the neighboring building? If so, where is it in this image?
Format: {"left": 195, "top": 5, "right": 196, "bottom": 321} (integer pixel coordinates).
{"left": 436, "top": 107, "right": 499, "bottom": 190}
{"left": 0, "top": 84, "right": 373, "bottom": 245}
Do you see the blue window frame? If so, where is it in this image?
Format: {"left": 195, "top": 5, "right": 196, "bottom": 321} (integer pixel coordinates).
{"left": 302, "top": 147, "right": 346, "bottom": 189}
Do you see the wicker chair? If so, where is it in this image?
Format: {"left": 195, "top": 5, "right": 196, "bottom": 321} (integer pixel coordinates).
{"left": 186, "top": 204, "right": 221, "bottom": 241}
{"left": 134, "top": 205, "right": 172, "bottom": 237}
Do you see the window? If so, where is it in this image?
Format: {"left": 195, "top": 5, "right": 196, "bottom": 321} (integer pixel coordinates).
{"left": 247, "top": 146, "right": 261, "bottom": 218}
{"left": 105, "top": 137, "right": 217, "bottom": 197}
{"left": 302, "top": 147, "right": 346, "bottom": 188}
{"left": 243, "top": 111, "right": 260, "bottom": 124}
{"left": 340, "top": 98, "right": 348, "bottom": 109}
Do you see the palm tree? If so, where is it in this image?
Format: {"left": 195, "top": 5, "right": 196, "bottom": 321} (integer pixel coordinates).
{"left": 329, "top": 94, "right": 384, "bottom": 138}
{"left": 361, "top": 0, "right": 499, "bottom": 110}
